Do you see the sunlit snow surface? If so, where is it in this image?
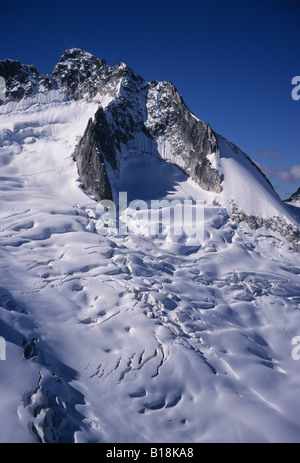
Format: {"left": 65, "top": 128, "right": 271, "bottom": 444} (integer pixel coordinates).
{"left": 0, "top": 97, "right": 300, "bottom": 443}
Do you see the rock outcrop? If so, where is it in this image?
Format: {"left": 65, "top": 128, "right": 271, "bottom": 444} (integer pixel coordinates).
{"left": 74, "top": 110, "right": 113, "bottom": 201}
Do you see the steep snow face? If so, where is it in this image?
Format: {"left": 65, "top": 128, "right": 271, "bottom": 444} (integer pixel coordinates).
{"left": 216, "top": 136, "right": 293, "bottom": 220}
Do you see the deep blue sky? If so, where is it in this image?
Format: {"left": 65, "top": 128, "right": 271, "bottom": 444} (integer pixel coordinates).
{"left": 1, "top": 0, "right": 299, "bottom": 198}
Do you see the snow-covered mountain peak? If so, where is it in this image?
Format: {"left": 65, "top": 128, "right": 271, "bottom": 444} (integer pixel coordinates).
{"left": 0, "top": 49, "right": 139, "bottom": 107}
{"left": 69, "top": 52, "right": 299, "bottom": 243}
{"left": 116, "top": 61, "right": 129, "bottom": 70}
{"left": 0, "top": 49, "right": 299, "bottom": 243}
{"left": 51, "top": 49, "right": 108, "bottom": 98}
{"left": 57, "top": 48, "right": 105, "bottom": 63}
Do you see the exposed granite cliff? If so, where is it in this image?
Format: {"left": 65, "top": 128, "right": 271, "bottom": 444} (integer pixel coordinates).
{"left": 74, "top": 110, "right": 113, "bottom": 201}
{"left": 286, "top": 187, "right": 300, "bottom": 203}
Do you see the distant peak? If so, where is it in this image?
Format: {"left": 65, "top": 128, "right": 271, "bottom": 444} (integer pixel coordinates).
{"left": 59, "top": 48, "right": 92, "bottom": 60}
{"left": 117, "top": 61, "right": 128, "bottom": 70}
{"left": 2, "top": 58, "right": 21, "bottom": 65}
{"left": 0, "top": 58, "right": 40, "bottom": 82}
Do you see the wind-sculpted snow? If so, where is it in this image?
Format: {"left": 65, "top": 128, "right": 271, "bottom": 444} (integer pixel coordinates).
{"left": 0, "top": 93, "right": 300, "bottom": 443}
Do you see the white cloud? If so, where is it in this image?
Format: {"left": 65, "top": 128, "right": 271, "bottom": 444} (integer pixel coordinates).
{"left": 275, "top": 165, "right": 300, "bottom": 182}
{"left": 259, "top": 164, "right": 300, "bottom": 183}
{"left": 256, "top": 148, "right": 281, "bottom": 159}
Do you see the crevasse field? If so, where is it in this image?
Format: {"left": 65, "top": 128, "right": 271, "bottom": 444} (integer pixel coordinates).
{"left": 1, "top": 94, "right": 300, "bottom": 443}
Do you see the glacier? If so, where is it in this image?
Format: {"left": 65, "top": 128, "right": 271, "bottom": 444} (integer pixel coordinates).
{"left": 0, "top": 49, "right": 300, "bottom": 443}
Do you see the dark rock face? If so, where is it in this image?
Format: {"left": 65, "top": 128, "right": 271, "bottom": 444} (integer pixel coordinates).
{"left": 74, "top": 113, "right": 113, "bottom": 201}
{"left": 51, "top": 49, "right": 108, "bottom": 100}
{"left": 74, "top": 77, "right": 223, "bottom": 200}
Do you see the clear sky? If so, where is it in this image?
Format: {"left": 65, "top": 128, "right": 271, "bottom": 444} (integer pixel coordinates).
{"left": 0, "top": 0, "right": 299, "bottom": 199}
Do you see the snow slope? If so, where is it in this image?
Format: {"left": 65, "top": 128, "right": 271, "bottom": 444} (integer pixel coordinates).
{"left": 0, "top": 64, "right": 300, "bottom": 443}
{"left": 216, "top": 136, "right": 293, "bottom": 219}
